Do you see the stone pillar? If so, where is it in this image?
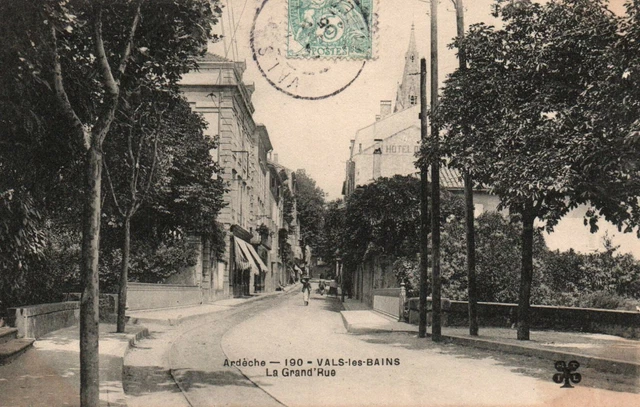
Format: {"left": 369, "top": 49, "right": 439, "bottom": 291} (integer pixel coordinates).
{"left": 202, "top": 237, "right": 211, "bottom": 302}
{"left": 399, "top": 280, "right": 407, "bottom": 322}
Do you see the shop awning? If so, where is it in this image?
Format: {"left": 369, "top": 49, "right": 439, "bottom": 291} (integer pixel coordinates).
{"left": 233, "top": 238, "right": 252, "bottom": 271}
{"left": 245, "top": 241, "right": 269, "bottom": 273}
{"left": 235, "top": 238, "right": 268, "bottom": 275}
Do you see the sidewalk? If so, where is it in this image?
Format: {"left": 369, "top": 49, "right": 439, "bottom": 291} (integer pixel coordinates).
{"left": 127, "top": 282, "right": 300, "bottom": 325}
{"left": 0, "top": 323, "right": 148, "bottom": 407}
{"left": 340, "top": 298, "right": 640, "bottom": 376}
{"left": 0, "top": 284, "right": 299, "bottom": 407}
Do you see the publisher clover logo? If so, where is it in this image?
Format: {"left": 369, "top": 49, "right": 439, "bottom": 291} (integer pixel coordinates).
{"left": 553, "top": 360, "right": 582, "bottom": 388}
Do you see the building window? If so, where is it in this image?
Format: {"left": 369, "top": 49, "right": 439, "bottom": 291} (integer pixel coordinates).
{"left": 409, "top": 95, "right": 417, "bottom": 105}
{"left": 411, "top": 55, "right": 415, "bottom": 62}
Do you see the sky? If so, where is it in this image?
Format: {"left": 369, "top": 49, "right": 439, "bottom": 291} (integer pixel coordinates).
{"left": 209, "top": 0, "right": 627, "bottom": 199}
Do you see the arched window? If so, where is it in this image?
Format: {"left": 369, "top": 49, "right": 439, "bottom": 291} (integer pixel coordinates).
{"left": 410, "top": 55, "right": 415, "bottom": 62}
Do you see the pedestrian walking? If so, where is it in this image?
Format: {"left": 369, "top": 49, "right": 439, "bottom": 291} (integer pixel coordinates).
{"left": 318, "top": 279, "right": 326, "bottom": 295}
{"left": 329, "top": 279, "right": 338, "bottom": 297}
{"left": 301, "top": 276, "right": 311, "bottom": 306}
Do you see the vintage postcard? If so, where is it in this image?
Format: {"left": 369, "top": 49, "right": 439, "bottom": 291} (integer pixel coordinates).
{"left": 0, "top": 0, "right": 639, "bottom": 406}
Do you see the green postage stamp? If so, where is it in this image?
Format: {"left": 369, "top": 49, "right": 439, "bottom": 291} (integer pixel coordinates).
{"left": 287, "top": 0, "right": 374, "bottom": 59}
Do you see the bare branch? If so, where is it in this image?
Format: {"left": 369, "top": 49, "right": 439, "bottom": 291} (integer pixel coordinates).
{"left": 135, "top": 109, "right": 165, "bottom": 213}
{"left": 134, "top": 133, "right": 158, "bottom": 214}
{"left": 127, "top": 126, "right": 139, "bottom": 207}
{"left": 103, "top": 158, "right": 125, "bottom": 218}
{"left": 92, "top": 0, "right": 145, "bottom": 146}
{"left": 50, "top": 25, "right": 88, "bottom": 148}
{"left": 93, "top": 2, "right": 118, "bottom": 98}
{"left": 94, "top": 0, "right": 145, "bottom": 96}
{"left": 117, "top": 0, "right": 145, "bottom": 79}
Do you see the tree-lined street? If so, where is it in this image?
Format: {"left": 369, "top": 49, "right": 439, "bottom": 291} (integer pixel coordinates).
{"left": 123, "top": 284, "right": 640, "bottom": 407}
{"left": 2, "top": 1, "right": 640, "bottom": 406}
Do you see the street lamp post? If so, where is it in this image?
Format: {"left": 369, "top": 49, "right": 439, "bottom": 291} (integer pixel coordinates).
{"left": 338, "top": 257, "right": 345, "bottom": 302}
{"left": 418, "top": 57, "right": 429, "bottom": 339}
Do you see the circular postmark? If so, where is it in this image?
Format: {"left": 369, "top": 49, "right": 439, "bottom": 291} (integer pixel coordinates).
{"left": 251, "top": 0, "right": 367, "bottom": 100}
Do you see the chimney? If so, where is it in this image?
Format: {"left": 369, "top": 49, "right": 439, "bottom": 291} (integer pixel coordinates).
{"left": 372, "top": 139, "right": 383, "bottom": 179}
{"left": 380, "top": 100, "right": 392, "bottom": 119}
{"left": 273, "top": 153, "right": 279, "bottom": 163}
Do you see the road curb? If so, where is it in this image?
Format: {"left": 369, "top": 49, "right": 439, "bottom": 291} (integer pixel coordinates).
{"left": 438, "top": 333, "right": 640, "bottom": 376}
{"left": 340, "top": 311, "right": 418, "bottom": 335}
{"left": 128, "top": 287, "right": 299, "bottom": 326}
{"left": 104, "top": 326, "right": 150, "bottom": 407}
{"left": 340, "top": 310, "right": 639, "bottom": 377}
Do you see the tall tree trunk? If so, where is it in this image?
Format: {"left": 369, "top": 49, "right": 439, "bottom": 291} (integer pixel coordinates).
{"left": 430, "top": 0, "right": 441, "bottom": 342}
{"left": 117, "top": 216, "right": 131, "bottom": 333}
{"left": 464, "top": 172, "right": 479, "bottom": 336}
{"left": 452, "top": 0, "right": 478, "bottom": 337}
{"left": 431, "top": 160, "right": 441, "bottom": 341}
{"left": 517, "top": 203, "right": 535, "bottom": 341}
{"left": 418, "top": 58, "right": 429, "bottom": 338}
{"left": 80, "top": 146, "right": 102, "bottom": 407}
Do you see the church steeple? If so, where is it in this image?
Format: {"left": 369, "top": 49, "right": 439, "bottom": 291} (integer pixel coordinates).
{"left": 394, "top": 24, "right": 420, "bottom": 113}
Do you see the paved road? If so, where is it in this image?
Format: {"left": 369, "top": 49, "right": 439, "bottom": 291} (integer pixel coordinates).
{"left": 223, "top": 290, "right": 640, "bottom": 407}
{"left": 124, "top": 292, "right": 298, "bottom": 407}
{"left": 124, "top": 286, "right": 640, "bottom": 407}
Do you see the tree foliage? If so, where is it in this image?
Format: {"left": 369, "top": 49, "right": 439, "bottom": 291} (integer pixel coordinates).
{"left": 433, "top": 0, "right": 640, "bottom": 340}
{"left": 294, "top": 169, "right": 326, "bottom": 253}
{"left": 438, "top": 0, "right": 628, "bottom": 226}
{"left": 317, "top": 199, "right": 346, "bottom": 265}
{"left": 342, "top": 175, "right": 464, "bottom": 270}
{"left": 0, "top": 0, "right": 224, "bottom": 315}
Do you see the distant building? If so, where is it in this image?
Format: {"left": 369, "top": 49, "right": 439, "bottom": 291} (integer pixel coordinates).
{"left": 344, "top": 27, "right": 639, "bottom": 264}
{"left": 180, "top": 53, "right": 283, "bottom": 299}
{"left": 343, "top": 26, "right": 499, "bottom": 214}
{"left": 269, "top": 157, "right": 305, "bottom": 283}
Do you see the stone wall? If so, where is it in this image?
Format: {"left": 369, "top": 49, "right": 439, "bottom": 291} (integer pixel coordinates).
{"left": 356, "top": 255, "right": 397, "bottom": 308}
{"left": 127, "top": 283, "right": 202, "bottom": 311}
{"left": 8, "top": 302, "right": 80, "bottom": 339}
{"left": 404, "top": 299, "right": 640, "bottom": 337}
{"left": 446, "top": 301, "right": 640, "bottom": 336}
{"left": 373, "top": 288, "right": 402, "bottom": 319}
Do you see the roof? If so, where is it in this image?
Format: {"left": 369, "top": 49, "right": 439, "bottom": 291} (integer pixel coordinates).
{"left": 198, "top": 53, "right": 232, "bottom": 63}
{"left": 352, "top": 105, "right": 420, "bottom": 157}
{"left": 255, "top": 124, "right": 273, "bottom": 152}
{"left": 436, "top": 166, "right": 464, "bottom": 190}
{"left": 391, "top": 169, "right": 464, "bottom": 190}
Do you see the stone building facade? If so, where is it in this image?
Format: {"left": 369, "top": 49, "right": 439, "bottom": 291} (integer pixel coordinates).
{"left": 269, "top": 159, "right": 305, "bottom": 283}
{"left": 180, "top": 53, "right": 285, "bottom": 299}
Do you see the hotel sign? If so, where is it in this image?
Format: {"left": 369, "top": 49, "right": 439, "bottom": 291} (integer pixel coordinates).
{"left": 384, "top": 144, "right": 420, "bottom": 154}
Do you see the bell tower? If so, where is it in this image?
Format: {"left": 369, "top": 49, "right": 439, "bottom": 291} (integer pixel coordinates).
{"left": 394, "top": 24, "right": 420, "bottom": 113}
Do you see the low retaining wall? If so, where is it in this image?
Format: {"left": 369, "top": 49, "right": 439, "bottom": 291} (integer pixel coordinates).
{"left": 404, "top": 298, "right": 640, "bottom": 336}
{"left": 447, "top": 301, "right": 640, "bottom": 336}
{"left": 127, "top": 282, "right": 202, "bottom": 311}
{"left": 8, "top": 302, "right": 80, "bottom": 339}
{"left": 406, "top": 297, "right": 451, "bottom": 326}
{"left": 64, "top": 293, "right": 118, "bottom": 323}
{"left": 373, "top": 288, "right": 402, "bottom": 319}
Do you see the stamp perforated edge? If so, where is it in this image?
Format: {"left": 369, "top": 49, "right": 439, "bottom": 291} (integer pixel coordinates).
{"left": 284, "top": 0, "right": 379, "bottom": 61}
{"left": 250, "top": 0, "right": 369, "bottom": 100}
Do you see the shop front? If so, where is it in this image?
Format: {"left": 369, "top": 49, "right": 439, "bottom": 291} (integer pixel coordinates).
{"left": 233, "top": 236, "right": 269, "bottom": 297}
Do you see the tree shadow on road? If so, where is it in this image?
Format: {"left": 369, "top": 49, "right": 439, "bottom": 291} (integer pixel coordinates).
{"left": 172, "top": 368, "right": 271, "bottom": 391}
{"left": 123, "top": 364, "right": 183, "bottom": 396}
{"left": 309, "top": 295, "right": 346, "bottom": 310}
{"left": 356, "top": 332, "right": 640, "bottom": 394}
